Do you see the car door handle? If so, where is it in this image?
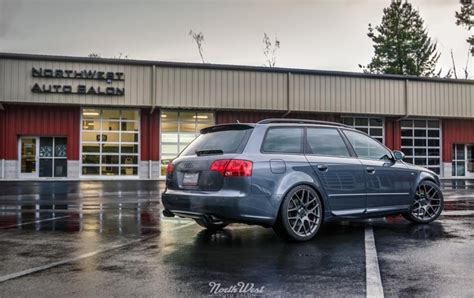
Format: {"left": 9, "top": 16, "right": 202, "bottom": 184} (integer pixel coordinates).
{"left": 317, "top": 164, "right": 328, "bottom": 172}
{"left": 366, "top": 167, "right": 375, "bottom": 174}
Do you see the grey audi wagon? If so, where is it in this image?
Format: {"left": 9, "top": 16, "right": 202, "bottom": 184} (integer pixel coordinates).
{"left": 162, "top": 119, "right": 443, "bottom": 242}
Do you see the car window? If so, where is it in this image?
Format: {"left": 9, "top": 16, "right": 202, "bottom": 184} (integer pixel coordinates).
{"left": 343, "top": 129, "right": 391, "bottom": 160}
{"left": 181, "top": 127, "right": 252, "bottom": 156}
{"left": 261, "top": 127, "right": 303, "bottom": 153}
{"left": 306, "top": 128, "right": 350, "bottom": 157}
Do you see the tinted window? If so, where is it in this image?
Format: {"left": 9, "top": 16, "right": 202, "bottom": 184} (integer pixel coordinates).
{"left": 344, "top": 130, "right": 391, "bottom": 160}
{"left": 306, "top": 128, "right": 350, "bottom": 157}
{"left": 181, "top": 128, "right": 252, "bottom": 156}
{"left": 262, "top": 127, "right": 303, "bottom": 153}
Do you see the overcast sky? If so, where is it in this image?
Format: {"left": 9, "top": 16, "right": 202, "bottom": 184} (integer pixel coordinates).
{"left": 0, "top": 0, "right": 471, "bottom": 76}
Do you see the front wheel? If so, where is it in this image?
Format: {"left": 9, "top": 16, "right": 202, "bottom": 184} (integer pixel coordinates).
{"left": 195, "top": 219, "right": 228, "bottom": 231}
{"left": 273, "top": 185, "right": 323, "bottom": 242}
{"left": 403, "top": 181, "right": 444, "bottom": 224}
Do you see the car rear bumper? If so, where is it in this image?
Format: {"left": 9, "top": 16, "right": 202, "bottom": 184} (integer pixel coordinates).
{"left": 161, "top": 189, "right": 277, "bottom": 226}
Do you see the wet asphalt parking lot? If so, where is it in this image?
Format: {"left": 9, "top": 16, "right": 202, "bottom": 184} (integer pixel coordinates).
{"left": 0, "top": 181, "right": 473, "bottom": 297}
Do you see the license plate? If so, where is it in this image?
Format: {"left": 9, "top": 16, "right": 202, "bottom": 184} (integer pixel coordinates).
{"left": 183, "top": 172, "right": 199, "bottom": 186}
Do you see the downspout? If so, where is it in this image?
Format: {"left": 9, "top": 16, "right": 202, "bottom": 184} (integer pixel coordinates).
{"left": 281, "top": 72, "right": 292, "bottom": 118}
{"left": 149, "top": 65, "right": 156, "bottom": 179}
{"left": 404, "top": 78, "right": 409, "bottom": 119}
{"left": 396, "top": 78, "right": 409, "bottom": 120}
{"left": 391, "top": 78, "right": 410, "bottom": 151}
{"left": 0, "top": 103, "right": 4, "bottom": 179}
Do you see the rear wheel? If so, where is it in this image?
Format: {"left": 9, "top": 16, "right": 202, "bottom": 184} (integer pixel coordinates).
{"left": 195, "top": 219, "right": 228, "bottom": 231}
{"left": 403, "top": 181, "right": 443, "bottom": 224}
{"left": 273, "top": 185, "right": 323, "bottom": 242}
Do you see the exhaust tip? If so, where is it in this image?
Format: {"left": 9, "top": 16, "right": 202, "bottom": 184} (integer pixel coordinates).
{"left": 162, "top": 209, "right": 175, "bottom": 218}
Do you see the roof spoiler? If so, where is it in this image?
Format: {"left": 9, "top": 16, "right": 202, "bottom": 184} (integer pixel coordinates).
{"left": 200, "top": 123, "right": 255, "bottom": 134}
{"left": 257, "top": 118, "right": 350, "bottom": 128}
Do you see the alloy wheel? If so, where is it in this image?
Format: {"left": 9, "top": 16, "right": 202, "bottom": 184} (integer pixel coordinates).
{"left": 411, "top": 183, "right": 442, "bottom": 221}
{"left": 286, "top": 188, "right": 322, "bottom": 237}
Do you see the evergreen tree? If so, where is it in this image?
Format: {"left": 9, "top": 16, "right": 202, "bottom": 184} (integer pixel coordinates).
{"left": 456, "top": 0, "right": 473, "bottom": 55}
{"left": 360, "top": 0, "right": 440, "bottom": 76}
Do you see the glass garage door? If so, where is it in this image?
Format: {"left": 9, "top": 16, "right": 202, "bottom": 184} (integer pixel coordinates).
{"left": 81, "top": 108, "right": 140, "bottom": 177}
{"left": 400, "top": 119, "right": 441, "bottom": 174}
{"left": 160, "top": 110, "right": 215, "bottom": 175}
{"left": 341, "top": 117, "right": 384, "bottom": 144}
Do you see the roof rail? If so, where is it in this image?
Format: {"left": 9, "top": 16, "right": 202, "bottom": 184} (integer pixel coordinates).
{"left": 257, "top": 118, "right": 351, "bottom": 127}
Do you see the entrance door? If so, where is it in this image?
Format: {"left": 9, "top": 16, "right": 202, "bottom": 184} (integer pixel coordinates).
{"left": 20, "top": 137, "right": 39, "bottom": 178}
{"left": 466, "top": 145, "right": 474, "bottom": 177}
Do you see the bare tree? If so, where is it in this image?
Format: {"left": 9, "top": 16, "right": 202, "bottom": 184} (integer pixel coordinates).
{"left": 263, "top": 33, "right": 280, "bottom": 67}
{"left": 189, "top": 30, "right": 205, "bottom": 63}
{"left": 446, "top": 49, "right": 471, "bottom": 79}
{"left": 88, "top": 52, "right": 130, "bottom": 59}
{"left": 114, "top": 52, "right": 129, "bottom": 59}
{"left": 451, "top": 50, "right": 459, "bottom": 79}
{"left": 464, "top": 50, "right": 471, "bottom": 79}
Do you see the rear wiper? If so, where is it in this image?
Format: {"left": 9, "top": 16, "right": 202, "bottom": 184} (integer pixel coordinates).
{"left": 195, "top": 149, "right": 224, "bottom": 156}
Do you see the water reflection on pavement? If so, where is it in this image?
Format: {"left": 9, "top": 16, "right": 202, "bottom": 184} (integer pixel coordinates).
{"left": 0, "top": 180, "right": 473, "bottom": 296}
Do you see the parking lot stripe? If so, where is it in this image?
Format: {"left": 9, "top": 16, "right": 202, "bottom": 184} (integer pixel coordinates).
{"left": 0, "top": 215, "right": 70, "bottom": 229}
{"left": 0, "top": 221, "right": 195, "bottom": 283}
{"left": 365, "top": 225, "right": 384, "bottom": 298}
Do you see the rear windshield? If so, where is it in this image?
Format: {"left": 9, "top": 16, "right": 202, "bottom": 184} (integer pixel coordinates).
{"left": 181, "top": 127, "right": 253, "bottom": 156}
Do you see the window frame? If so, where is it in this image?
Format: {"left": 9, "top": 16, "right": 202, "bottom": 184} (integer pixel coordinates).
{"left": 303, "top": 127, "right": 354, "bottom": 158}
{"left": 341, "top": 128, "right": 394, "bottom": 161}
{"left": 260, "top": 126, "right": 305, "bottom": 155}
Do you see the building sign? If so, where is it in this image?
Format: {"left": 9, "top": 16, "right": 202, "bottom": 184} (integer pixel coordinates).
{"left": 30, "top": 67, "right": 125, "bottom": 96}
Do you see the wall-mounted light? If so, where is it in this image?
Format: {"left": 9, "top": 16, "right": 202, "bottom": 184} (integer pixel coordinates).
{"left": 83, "top": 112, "right": 99, "bottom": 116}
{"left": 193, "top": 115, "right": 209, "bottom": 119}
{"left": 161, "top": 114, "right": 168, "bottom": 118}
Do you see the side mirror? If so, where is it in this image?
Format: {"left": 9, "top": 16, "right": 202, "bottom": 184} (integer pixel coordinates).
{"left": 392, "top": 150, "right": 405, "bottom": 161}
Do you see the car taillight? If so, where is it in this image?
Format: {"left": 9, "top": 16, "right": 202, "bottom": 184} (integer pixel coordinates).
{"left": 210, "top": 159, "right": 253, "bottom": 177}
{"left": 166, "top": 163, "right": 174, "bottom": 175}
{"left": 210, "top": 160, "right": 230, "bottom": 175}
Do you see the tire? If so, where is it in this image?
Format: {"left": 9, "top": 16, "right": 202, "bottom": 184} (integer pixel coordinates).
{"left": 273, "top": 185, "right": 323, "bottom": 242}
{"left": 195, "top": 219, "right": 228, "bottom": 231}
{"left": 403, "top": 180, "right": 444, "bottom": 224}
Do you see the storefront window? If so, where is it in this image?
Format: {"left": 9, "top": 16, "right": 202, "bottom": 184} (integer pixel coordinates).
{"left": 341, "top": 117, "right": 384, "bottom": 144}
{"left": 160, "top": 110, "right": 215, "bottom": 175}
{"left": 81, "top": 108, "right": 140, "bottom": 177}
{"left": 401, "top": 119, "right": 441, "bottom": 174}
